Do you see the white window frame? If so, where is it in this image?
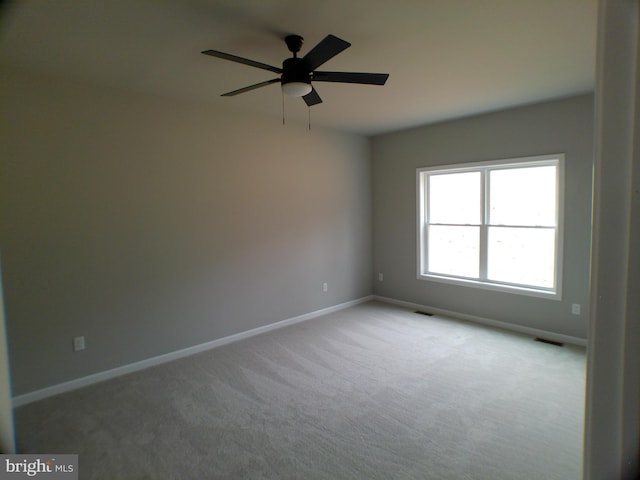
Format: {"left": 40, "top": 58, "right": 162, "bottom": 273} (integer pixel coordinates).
{"left": 416, "top": 154, "right": 564, "bottom": 299}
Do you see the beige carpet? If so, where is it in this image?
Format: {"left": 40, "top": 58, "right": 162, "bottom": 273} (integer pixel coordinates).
{"left": 15, "top": 301, "right": 586, "bottom": 479}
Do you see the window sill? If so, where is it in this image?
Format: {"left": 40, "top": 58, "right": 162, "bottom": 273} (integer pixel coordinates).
{"left": 417, "top": 273, "right": 561, "bottom": 300}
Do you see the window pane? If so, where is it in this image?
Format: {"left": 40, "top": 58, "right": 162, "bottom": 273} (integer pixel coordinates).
{"left": 428, "top": 225, "right": 479, "bottom": 278}
{"left": 487, "top": 227, "right": 555, "bottom": 288}
{"left": 489, "top": 166, "right": 557, "bottom": 226}
{"left": 429, "top": 172, "right": 481, "bottom": 224}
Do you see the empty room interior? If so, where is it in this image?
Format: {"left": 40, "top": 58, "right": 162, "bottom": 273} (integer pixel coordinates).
{"left": 1, "top": 1, "right": 638, "bottom": 479}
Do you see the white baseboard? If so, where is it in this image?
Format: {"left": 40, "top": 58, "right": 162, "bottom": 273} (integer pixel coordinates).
{"left": 373, "top": 295, "right": 588, "bottom": 347}
{"left": 13, "top": 296, "right": 374, "bottom": 407}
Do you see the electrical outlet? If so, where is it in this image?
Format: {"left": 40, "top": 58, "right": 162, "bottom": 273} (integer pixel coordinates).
{"left": 571, "top": 304, "right": 581, "bottom": 315}
{"left": 322, "top": 282, "right": 328, "bottom": 292}
{"left": 378, "top": 273, "right": 384, "bottom": 281}
{"left": 73, "top": 336, "right": 86, "bottom": 352}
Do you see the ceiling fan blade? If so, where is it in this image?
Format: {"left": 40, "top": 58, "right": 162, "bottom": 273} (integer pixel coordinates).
{"left": 301, "top": 35, "right": 351, "bottom": 72}
{"left": 202, "top": 50, "right": 282, "bottom": 74}
{"left": 221, "top": 78, "right": 281, "bottom": 97}
{"left": 302, "top": 87, "right": 322, "bottom": 106}
{"left": 312, "top": 71, "right": 389, "bottom": 85}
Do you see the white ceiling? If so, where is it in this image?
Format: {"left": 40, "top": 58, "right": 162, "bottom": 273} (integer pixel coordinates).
{"left": 0, "top": 0, "right": 598, "bottom": 135}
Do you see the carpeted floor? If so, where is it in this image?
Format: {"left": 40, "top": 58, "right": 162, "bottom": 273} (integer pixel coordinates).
{"left": 15, "top": 301, "right": 586, "bottom": 479}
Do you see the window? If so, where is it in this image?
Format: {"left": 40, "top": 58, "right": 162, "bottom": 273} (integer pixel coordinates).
{"left": 417, "top": 154, "right": 564, "bottom": 298}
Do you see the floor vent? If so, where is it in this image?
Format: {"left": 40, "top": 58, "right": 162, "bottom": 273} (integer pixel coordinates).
{"left": 534, "top": 337, "right": 564, "bottom": 347}
{"left": 415, "top": 310, "right": 434, "bottom": 317}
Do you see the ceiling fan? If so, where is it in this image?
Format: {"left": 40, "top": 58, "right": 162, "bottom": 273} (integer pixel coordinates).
{"left": 202, "top": 34, "right": 389, "bottom": 106}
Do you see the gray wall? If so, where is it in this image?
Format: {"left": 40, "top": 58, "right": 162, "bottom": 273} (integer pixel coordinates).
{"left": 372, "top": 94, "right": 594, "bottom": 340}
{"left": 0, "top": 69, "right": 372, "bottom": 396}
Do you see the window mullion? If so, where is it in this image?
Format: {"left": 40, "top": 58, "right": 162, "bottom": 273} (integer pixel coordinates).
{"left": 424, "top": 174, "right": 430, "bottom": 274}
{"left": 479, "top": 169, "right": 489, "bottom": 281}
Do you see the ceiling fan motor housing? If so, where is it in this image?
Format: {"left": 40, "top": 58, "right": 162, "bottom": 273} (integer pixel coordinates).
{"left": 281, "top": 57, "right": 311, "bottom": 87}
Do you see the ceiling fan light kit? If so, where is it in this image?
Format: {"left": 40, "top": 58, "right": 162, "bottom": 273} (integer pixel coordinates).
{"left": 202, "top": 33, "right": 389, "bottom": 108}
{"left": 281, "top": 82, "right": 312, "bottom": 97}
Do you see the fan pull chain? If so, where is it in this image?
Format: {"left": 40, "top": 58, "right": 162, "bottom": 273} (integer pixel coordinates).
{"left": 282, "top": 91, "right": 285, "bottom": 125}
{"left": 308, "top": 107, "right": 311, "bottom": 131}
